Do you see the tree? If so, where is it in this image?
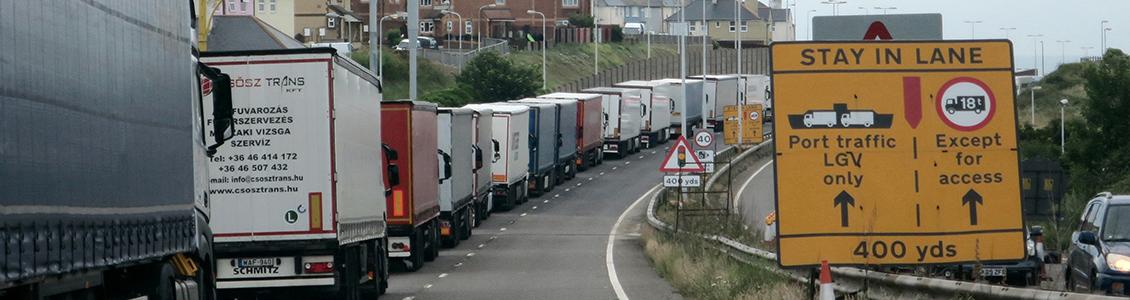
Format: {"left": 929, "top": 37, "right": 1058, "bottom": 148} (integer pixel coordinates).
{"left": 456, "top": 51, "right": 541, "bottom": 102}
{"left": 568, "top": 14, "right": 594, "bottom": 28}
{"left": 1067, "top": 49, "right": 1130, "bottom": 189}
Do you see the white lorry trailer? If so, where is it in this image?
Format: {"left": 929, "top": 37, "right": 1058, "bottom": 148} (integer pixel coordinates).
{"left": 466, "top": 106, "right": 495, "bottom": 225}
{"left": 437, "top": 108, "right": 476, "bottom": 247}
{"left": 202, "top": 48, "right": 390, "bottom": 297}
{"left": 739, "top": 74, "right": 773, "bottom": 122}
{"left": 582, "top": 87, "right": 644, "bottom": 158}
{"left": 465, "top": 104, "right": 531, "bottom": 210}
{"left": 690, "top": 75, "right": 741, "bottom": 131}
{"left": 614, "top": 80, "right": 674, "bottom": 147}
{"left": 654, "top": 78, "right": 704, "bottom": 137}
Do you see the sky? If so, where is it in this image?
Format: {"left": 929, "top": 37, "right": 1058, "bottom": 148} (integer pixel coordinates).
{"left": 785, "top": 0, "right": 1127, "bottom": 73}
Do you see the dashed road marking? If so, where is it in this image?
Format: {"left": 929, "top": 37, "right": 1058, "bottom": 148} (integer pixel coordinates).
{"left": 599, "top": 172, "right": 605, "bottom": 175}
{"left": 424, "top": 284, "right": 433, "bottom": 289}
{"left": 554, "top": 194, "right": 560, "bottom": 198}
{"left": 403, "top": 297, "right": 415, "bottom": 300}
{"left": 520, "top": 213, "right": 527, "bottom": 217}
{"left": 477, "top": 244, "right": 484, "bottom": 249}
{"left": 455, "top": 262, "right": 464, "bottom": 267}
{"left": 438, "top": 273, "right": 448, "bottom": 278}
{"left": 564, "top": 188, "right": 570, "bottom": 192}
{"left": 489, "top": 236, "right": 497, "bottom": 240}
{"left": 532, "top": 206, "right": 538, "bottom": 210}
{"left": 625, "top": 161, "right": 631, "bottom": 165}
{"left": 467, "top": 252, "right": 476, "bottom": 257}
{"left": 576, "top": 182, "right": 583, "bottom": 186}
{"left": 638, "top": 156, "right": 644, "bottom": 159}
{"left": 651, "top": 151, "right": 657, "bottom": 154}
{"left": 500, "top": 227, "right": 507, "bottom": 231}
{"left": 544, "top": 199, "right": 550, "bottom": 203}
{"left": 588, "top": 177, "right": 594, "bottom": 181}
{"left": 612, "top": 166, "right": 618, "bottom": 170}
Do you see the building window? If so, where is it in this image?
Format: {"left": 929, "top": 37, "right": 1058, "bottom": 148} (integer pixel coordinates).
{"left": 465, "top": 20, "right": 473, "bottom": 34}
{"left": 563, "top": 0, "right": 578, "bottom": 7}
{"left": 447, "top": 20, "right": 454, "bottom": 32}
{"left": 363, "top": 25, "right": 369, "bottom": 32}
{"left": 420, "top": 21, "right": 435, "bottom": 33}
{"left": 495, "top": 0, "right": 505, "bottom": 5}
{"left": 328, "top": 17, "right": 337, "bottom": 28}
{"left": 728, "top": 21, "right": 735, "bottom": 32}
{"left": 740, "top": 21, "right": 748, "bottom": 32}
{"left": 715, "top": 22, "right": 720, "bottom": 28}
{"left": 304, "top": 27, "right": 312, "bottom": 36}
{"left": 421, "top": 0, "right": 432, "bottom": 6}
{"left": 257, "top": 0, "right": 264, "bottom": 11}
{"left": 689, "top": 24, "right": 695, "bottom": 32}
{"left": 269, "top": 0, "right": 276, "bottom": 12}
{"left": 228, "top": 0, "right": 236, "bottom": 12}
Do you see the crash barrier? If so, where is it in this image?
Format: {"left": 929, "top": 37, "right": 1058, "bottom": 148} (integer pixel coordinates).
{"left": 645, "top": 138, "right": 1119, "bottom": 300}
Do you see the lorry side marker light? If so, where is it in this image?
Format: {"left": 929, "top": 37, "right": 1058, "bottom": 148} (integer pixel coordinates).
{"left": 392, "top": 190, "right": 406, "bottom": 218}
{"left": 309, "top": 193, "right": 323, "bottom": 231}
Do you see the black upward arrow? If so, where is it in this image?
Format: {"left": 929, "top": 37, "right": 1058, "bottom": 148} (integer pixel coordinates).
{"left": 962, "top": 189, "right": 983, "bottom": 225}
{"left": 834, "top": 191, "right": 855, "bottom": 227}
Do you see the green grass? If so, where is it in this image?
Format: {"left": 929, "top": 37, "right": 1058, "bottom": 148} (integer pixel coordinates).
{"left": 508, "top": 42, "right": 678, "bottom": 90}
{"left": 1015, "top": 62, "right": 1089, "bottom": 128}
{"left": 350, "top": 46, "right": 456, "bottom": 100}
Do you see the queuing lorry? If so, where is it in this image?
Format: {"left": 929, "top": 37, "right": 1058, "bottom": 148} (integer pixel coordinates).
{"left": 614, "top": 80, "right": 674, "bottom": 147}
{"left": 583, "top": 87, "right": 644, "bottom": 158}
{"left": 382, "top": 101, "right": 442, "bottom": 271}
{"left": 654, "top": 78, "right": 704, "bottom": 137}
{"left": 202, "top": 48, "right": 391, "bottom": 297}
{"left": 437, "top": 108, "right": 476, "bottom": 247}
{"left": 0, "top": 2, "right": 235, "bottom": 298}
{"left": 466, "top": 106, "right": 495, "bottom": 224}
{"left": 465, "top": 104, "right": 531, "bottom": 210}
{"left": 517, "top": 98, "right": 579, "bottom": 184}
{"left": 505, "top": 101, "right": 559, "bottom": 195}
{"left": 538, "top": 93, "right": 605, "bottom": 170}
{"left": 739, "top": 74, "right": 773, "bottom": 122}
{"left": 689, "top": 75, "right": 740, "bottom": 131}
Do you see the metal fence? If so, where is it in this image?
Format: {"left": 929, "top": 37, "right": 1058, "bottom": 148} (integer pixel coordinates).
{"left": 418, "top": 38, "right": 510, "bottom": 69}
{"left": 553, "top": 47, "right": 770, "bottom": 92}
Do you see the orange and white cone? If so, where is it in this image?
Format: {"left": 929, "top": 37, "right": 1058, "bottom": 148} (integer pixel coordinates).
{"left": 819, "top": 260, "right": 835, "bottom": 300}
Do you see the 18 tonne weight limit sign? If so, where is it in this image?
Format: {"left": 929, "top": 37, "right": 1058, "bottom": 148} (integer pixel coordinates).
{"left": 771, "top": 40, "right": 1024, "bottom": 267}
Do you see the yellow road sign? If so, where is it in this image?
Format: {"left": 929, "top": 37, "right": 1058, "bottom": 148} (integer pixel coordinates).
{"left": 771, "top": 40, "right": 1023, "bottom": 267}
{"left": 723, "top": 104, "right": 764, "bottom": 145}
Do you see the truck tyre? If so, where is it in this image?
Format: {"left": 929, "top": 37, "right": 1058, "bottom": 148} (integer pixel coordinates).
{"left": 338, "top": 246, "right": 363, "bottom": 300}
{"left": 542, "top": 172, "right": 555, "bottom": 194}
{"left": 407, "top": 231, "right": 425, "bottom": 271}
{"left": 148, "top": 263, "right": 176, "bottom": 300}
{"left": 425, "top": 220, "right": 440, "bottom": 262}
{"left": 461, "top": 209, "right": 473, "bottom": 240}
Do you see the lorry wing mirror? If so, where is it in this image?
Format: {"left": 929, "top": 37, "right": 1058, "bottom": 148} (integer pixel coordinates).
{"left": 382, "top": 143, "right": 401, "bottom": 188}
{"left": 383, "top": 144, "right": 399, "bottom": 161}
{"left": 437, "top": 150, "right": 453, "bottom": 183}
{"left": 641, "top": 103, "right": 647, "bottom": 117}
{"left": 492, "top": 139, "right": 501, "bottom": 163}
{"left": 472, "top": 145, "right": 483, "bottom": 170}
{"left": 199, "top": 63, "right": 235, "bottom": 157}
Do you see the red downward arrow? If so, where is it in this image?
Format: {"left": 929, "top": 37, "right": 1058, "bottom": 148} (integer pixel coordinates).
{"left": 903, "top": 77, "right": 922, "bottom": 129}
{"left": 863, "top": 21, "right": 893, "bottom": 40}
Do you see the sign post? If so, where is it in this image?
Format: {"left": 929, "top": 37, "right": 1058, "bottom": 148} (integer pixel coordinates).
{"left": 771, "top": 40, "right": 1024, "bottom": 267}
{"left": 723, "top": 104, "right": 764, "bottom": 145}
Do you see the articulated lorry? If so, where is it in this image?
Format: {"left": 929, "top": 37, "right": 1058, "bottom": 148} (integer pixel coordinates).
{"left": 466, "top": 106, "right": 495, "bottom": 224}
{"left": 1, "top": 1, "right": 235, "bottom": 298}
{"left": 437, "top": 108, "right": 476, "bottom": 247}
{"left": 583, "top": 87, "right": 644, "bottom": 158}
{"left": 654, "top": 78, "right": 704, "bottom": 137}
{"left": 689, "top": 75, "right": 740, "bottom": 131}
{"left": 614, "top": 81, "right": 674, "bottom": 148}
{"left": 739, "top": 75, "right": 773, "bottom": 122}
{"left": 382, "top": 101, "right": 442, "bottom": 271}
{"left": 203, "top": 48, "right": 390, "bottom": 298}
{"left": 516, "top": 99, "right": 579, "bottom": 184}
{"left": 537, "top": 93, "right": 605, "bottom": 171}
{"left": 466, "top": 104, "right": 531, "bottom": 210}
{"left": 505, "top": 102, "right": 559, "bottom": 196}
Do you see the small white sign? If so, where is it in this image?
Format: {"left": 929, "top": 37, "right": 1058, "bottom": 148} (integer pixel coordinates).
{"left": 670, "top": 22, "right": 689, "bottom": 36}
{"left": 695, "top": 150, "right": 715, "bottom": 173}
{"left": 663, "top": 175, "right": 702, "bottom": 187}
{"left": 693, "top": 130, "right": 714, "bottom": 148}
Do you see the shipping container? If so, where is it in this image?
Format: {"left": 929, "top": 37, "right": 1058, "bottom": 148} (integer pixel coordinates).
{"left": 614, "top": 80, "right": 674, "bottom": 147}
{"left": 465, "top": 106, "right": 495, "bottom": 223}
{"left": 381, "top": 101, "right": 442, "bottom": 271}
{"left": 690, "top": 75, "right": 741, "bottom": 131}
{"left": 654, "top": 78, "right": 704, "bottom": 137}
{"left": 203, "top": 48, "right": 390, "bottom": 295}
{"left": 437, "top": 108, "right": 476, "bottom": 248}
{"left": 0, "top": 2, "right": 237, "bottom": 297}
{"left": 538, "top": 93, "right": 606, "bottom": 170}
{"left": 516, "top": 98, "right": 580, "bottom": 184}
{"left": 583, "top": 87, "right": 644, "bottom": 158}
{"left": 465, "top": 104, "right": 531, "bottom": 210}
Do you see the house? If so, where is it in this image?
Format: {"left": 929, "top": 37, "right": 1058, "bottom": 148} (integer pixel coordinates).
{"left": 255, "top": 0, "right": 297, "bottom": 40}
{"left": 217, "top": 0, "right": 255, "bottom": 15}
{"left": 208, "top": 15, "right": 307, "bottom": 51}
{"left": 358, "top": 0, "right": 593, "bottom": 47}
{"left": 664, "top": 0, "right": 760, "bottom": 46}
{"left": 754, "top": 1, "right": 793, "bottom": 42}
{"left": 593, "top": 0, "right": 681, "bottom": 33}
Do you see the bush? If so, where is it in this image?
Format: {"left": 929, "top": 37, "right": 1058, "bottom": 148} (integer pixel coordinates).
{"left": 610, "top": 25, "right": 623, "bottom": 42}
{"left": 386, "top": 30, "right": 402, "bottom": 47}
{"left": 456, "top": 51, "right": 541, "bottom": 102}
{"left": 568, "top": 14, "right": 594, "bottom": 28}
{"left": 421, "top": 86, "right": 475, "bottom": 106}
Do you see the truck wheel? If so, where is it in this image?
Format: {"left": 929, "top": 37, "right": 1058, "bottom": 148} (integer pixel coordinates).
{"left": 425, "top": 220, "right": 440, "bottom": 262}
{"left": 543, "top": 173, "right": 555, "bottom": 194}
{"left": 408, "top": 231, "right": 425, "bottom": 271}
{"left": 338, "top": 247, "right": 363, "bottom": 300}
{"left": 461, "top": 209, "right": 473, "bottom": 240}
{"left": 147, "top": 263, "right": 176, "bottom": 300}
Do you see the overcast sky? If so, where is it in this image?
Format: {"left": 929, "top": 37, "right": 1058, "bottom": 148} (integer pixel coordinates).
{"left": 787, "top": 0, "right": 1125, "bottom": 72}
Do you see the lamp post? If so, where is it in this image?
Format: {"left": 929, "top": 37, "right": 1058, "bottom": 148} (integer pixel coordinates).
{"left": 963, "top": 20, "right": 982, "bottom": 39}
{"left": 1059, "top": 98, "right": 1068, "bottom": 154}
{"left": 1027, "top": 34, "right": 1043, "bottom": 75}
{"left": 1101, "top": 20, "right": 1109, "bottom": 53}
{"left": 528, "top": 10, "right": 547, "bottom": 89}
{"left": 1055, "top": 40, "right": 1070, "bottom": 65}
{"left": 820, "top": 0, "right": 846, "bottom": 16}
{"left": 378, "top": 12, "right": 406, "bottom": 81}
{"left": 873, "top": 6, "right": 896, "bottom": 15}
{"left": 441, "top": 10, "right": 463, "bottom": 51}
{"left": 478, "top": 4, "right": 498, "bottom": 50}
{"left": 1104, "top": 27, "right": 1113, "bottom": 54}
{"left": 807, "top": 9, "right": 816, "bottom": 40}
{"left": 1029, "top": 86, "right": 1041, "bottom": 125}
{"left": 999, "top": 27, "right": 1015, "bottom": 40}
{"left": 595, "top": 18, "right": 601, "bottom": 75}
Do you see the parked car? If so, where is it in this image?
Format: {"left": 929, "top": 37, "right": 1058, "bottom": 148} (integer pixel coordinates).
{"left": 622, "top": 22, "right": 645, "bottom": 35}
{"left": 1065, "top": 192, "right": 1130, "bottom": 295}
{"left": 935, "top": 226, "right": 1045, "bottom": 286}
{"left": 395, "top": 37, "right": 440, "bottom": 51}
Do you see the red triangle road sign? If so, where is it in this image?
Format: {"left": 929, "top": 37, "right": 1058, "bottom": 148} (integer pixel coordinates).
{"left": 863, "top": 21, "right": 893, "bottom": 40}
{"left": 659, "top": 136, "right": 705, "bottom": 173}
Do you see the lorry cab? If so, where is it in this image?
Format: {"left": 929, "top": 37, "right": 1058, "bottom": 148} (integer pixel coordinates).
{"left": 516, "top": 98, "right": 579, "bottom": 184}
{"left": 437, "top": 107, "right": 476, "bottom": 248}
{"left": 464, "top": 104, "right": 531, "bottom": 211}
{"left": 654, "top": 78, "right": 704, "bottom": 137}
{"left": 502, "top": 101, "right": 559, "bottom": 195}
{"left": 583, "top": 87, "right": 644, "bottom": 158}
{"left": 381, "top": 100, "right": 442, "bottom": 271}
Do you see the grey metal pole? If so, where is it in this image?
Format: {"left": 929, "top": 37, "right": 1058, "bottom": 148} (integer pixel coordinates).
{"left": 700, "top": 0, "right": 707, "bottom": 130}
{"left": 1060, "top": 105, "right": 1065, "bottom": 153}
{"left": 1030, "top": 86, "right": 1038, "bottom": 125}
{"left": 735, "top": 0, "right": 742, "bottom": 146}
{"left": 408, "top": 0, "right": 418, "bottom": 100}
{"left": 529, "top": 10, "right": 546, "bottom": 89}
{"left": 369, "top": 0, "right": 379, "bottom": 76}
{"left": 680, "top": 0, "right": 687, "bottom": 136}
{"left": 594, "top": 24, "right": 600, "bottom": 75}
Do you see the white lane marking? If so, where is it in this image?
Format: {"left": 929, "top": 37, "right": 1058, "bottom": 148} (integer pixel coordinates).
{"left": 565, "top": 188, "right": 571, "bottom": 192}
{"left": 477, "top": 244, "right": 484, "bottom": 249}
{"left": 489, "top": 236, "right": 497, "bottom": 240}
{"left": 424, "top": 284, "right": 433, "bottom": 289}
{"left": 625, "top": 161, "right": 631, "bottom": 165}
{"left": 600, "top": 172, "right": 606, "bottom": 175}
{"left": 588, "top": 177, "right": 594, "bottom": 181}
{"left": 403, "top": 297, "right": 415, "bottom": 300}
{"left": 467, "top": 252, "right": 476, "bottom": 257}
{"left": 735, "top": 160, "right": 775, "bottom": 211}
{"left": 455, "top": 262, "right": 464, "bottom": 267}
{"left": 500, "top": 227, "right": 507, "bottom": 231}
{"left": 554, "top": 194, "right": 560, "bottom": 198}
{"left": 606, "top": 184, "right": 662, "bottom": 300}
{"left": 544, "top": 200, "right": 550, "bottom": 203}
{"left": 651, "top": 151, "right": 657, "bottom": 154}
{"left": 576, "top": 183, "right": 583, "bottom": 186}
{"left": 612, "top": 166, "right": 618, "bottom": 170}
{"left": 438, "top": 273, "right": 448, "bottom": 278}
{"left": 638, "top": 156, "right": 644, "bottom": 159}
{"left": 520, "top": 213, "right": 527, "bottom": 217}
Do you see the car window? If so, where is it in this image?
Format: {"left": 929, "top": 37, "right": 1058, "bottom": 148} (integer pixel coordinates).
{"left": 1082, "top": 201, "right": 1101, "bottom": 231}
{"left": 1102, "top": 205, "right": 1130, "bottom": 241}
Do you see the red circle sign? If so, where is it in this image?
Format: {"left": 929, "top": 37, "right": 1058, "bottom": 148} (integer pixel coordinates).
{"left": 935, "top": 77, "right": 996, "bottom": 131}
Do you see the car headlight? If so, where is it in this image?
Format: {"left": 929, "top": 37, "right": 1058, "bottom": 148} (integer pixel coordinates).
{"left": 1027, "top": 240, "right": 1036, "bottom": 257}
{"left": 1107, "top": 253, "right": 1130, "bottom": 272}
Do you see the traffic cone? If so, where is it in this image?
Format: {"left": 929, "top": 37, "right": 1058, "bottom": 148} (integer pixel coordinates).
{"left": 819, "top": 260, "right": 835, "bottom": 300}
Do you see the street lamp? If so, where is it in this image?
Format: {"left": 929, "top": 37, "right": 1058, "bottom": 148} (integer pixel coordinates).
{"left": 1029, "top": 86, "right": 1041, "bottom": 125}
{"left": 527, "top": 10, "right": 547, "bottom": 89}
{"left": 820, "top": 0, "right": 846, "bottom": 16}
{"left": 873, "top": 6, "right": 896, "bottom": 15}
{"left": 1104, "top": 27, "right": 1113, "bottom": 55}
{"left": 478, "top": 3, "right": 499, "bottom": 50}
{"left": 1055, "top": 40, "right": 1071, "bottom": 65}
{"left": 999, "top": 27, "right": 1016, "bottom": 40}
{"left": 807, "top": 10, "right": 817, "bottom": 40}
{"left": 1101, "top": 20, "right": 1109, "bottom": 53}
{"left": 440, "top": 10, "right": 463, "bottom": 51}
{"left": 378, "top": 12, "right": 407, "bottom": 81}
{"left": 1027, "top": 34, "right": 1043, "bottom": 76}
{"left": 1059, "top": 98, "right": 1068, "bottom": 154}
{"left": 963, "top": 20, "right": 982, "bottom": 39}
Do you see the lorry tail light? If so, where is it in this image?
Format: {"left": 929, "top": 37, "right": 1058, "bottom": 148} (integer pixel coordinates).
{"left": 303, "top": 261, "right": 334, "bottom": 274}
{"left": 390, "top": 242, "right": 410, "bottom": 252}
{"left": 392, "top": 190, "right": 406, "bottom": 218}
{"left": 309, "top": 193, "right": 323, "bottom": 231}
{"left": 440, "top": 221, "right": 452, "bottom": 236}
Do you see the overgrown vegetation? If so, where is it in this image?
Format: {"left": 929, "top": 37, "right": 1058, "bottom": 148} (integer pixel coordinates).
{"left": 349, "top": 46, "right": 455, "bottom": 100}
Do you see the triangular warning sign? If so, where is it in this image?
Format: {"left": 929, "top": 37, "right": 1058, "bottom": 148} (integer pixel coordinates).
{"left": 659, "top": 136, "right": 705, "bottom": 173}
{"left": 863, "top": 21, "right": 893, "bottom": 40}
